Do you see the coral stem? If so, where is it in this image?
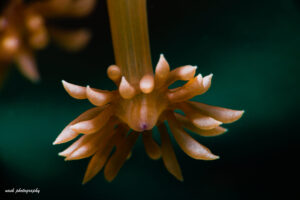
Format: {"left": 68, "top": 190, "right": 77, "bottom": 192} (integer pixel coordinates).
{"left": 107, "top": 0, "right": 153, "bottom": 86}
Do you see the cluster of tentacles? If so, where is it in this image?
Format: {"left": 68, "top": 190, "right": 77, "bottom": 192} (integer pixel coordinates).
{"left": 53, "top": 55, "right": 244, "bottom": 183}
{"left": 0, "top": 0, "right": 95, "bottom": 84}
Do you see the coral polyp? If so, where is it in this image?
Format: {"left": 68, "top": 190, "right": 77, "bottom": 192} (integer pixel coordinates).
{"left": 54, "top": 55, "right": 244, "bottom": 183}
{"left": 0, "top": 0, "right": 95, "bottom": 85}
{"left": 54, "top": 0, "right": 244, "bottom": 183}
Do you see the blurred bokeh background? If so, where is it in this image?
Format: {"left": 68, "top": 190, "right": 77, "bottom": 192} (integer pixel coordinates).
{"left": 1, "top": 0, "right": 299, "bottom": 199}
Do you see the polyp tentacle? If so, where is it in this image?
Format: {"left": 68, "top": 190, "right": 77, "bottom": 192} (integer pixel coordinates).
{"left": 55, "top": 0, "right": 244, "bottom": 183}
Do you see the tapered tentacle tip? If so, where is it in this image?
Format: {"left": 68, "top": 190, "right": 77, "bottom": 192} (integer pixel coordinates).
{"left": 52, "top": 134, "right": 66, "bottom": 145}
{"left": 155, "top": 54, "right": 170, "bottom": 76}
{"left": 200, "top": 153, "right": 220, "bottom": 161}
{"left": 104, "top": 174, "right": 115, "bottom": 183}
{"left": 16, "top": 50, "right": 41, "bottom": 83}
{"left": 237, "top": 110, "right": 245, "bottom": 116}
{"left": 86, "top": 85, "right": 92, "bottom": 94}
{"left": 82, "top": 173, "right": 94, "bottom": 184}
{"left": 233, "top": 110, "right": 245, "bottom": 121}
{"left": 186, "top": 65, "right": 197, "bottom": 79}
{"left": 62, "top": 80, "right": 87, "bottom": 99}
{"left": 204, "top": 151, "right": 220, "bottom": 160}
{"left": 210, "top": 154, "right": 220, "bottom": 160}
{"left": 177, "top": 176, "right": 184, "bottom": 182}
{"left": 206, "top": 73, "right": 213, "bottom": 79}
{"left": 31, "top": 75, "right": 41, "bottom": 83}
{"left": 223, "top": 128, "right": 228, "bottom": 133}
{"left": 86, "top": 85, "right": 92, "bottom": 92}
{"left": 159, "top": 54, "right": 166, "bottom": 61}
{"left": 239, "top": 110, "right": 245, "bottom": 116}
{"left": 176, "top": 65, "right": 197, "bottom": 80}
{"left": 62, "top": 80, "right": 71, "bottom": 87}
{"left": 172, "top": 170, "right": 184, "bottom": 182}
{"left": 196, "top": 74, "right": 203, "bottom": 81}
{"left": 52, "top": 139, "right": 59, "bottom": 145}
{"left": 106, "top": 179, "right": 113, "bottom": 183}
{"left": 23, "top": 66, "right": 40, "bottom": 83}
{"left": 225, "top": 109, "right": 245, "bottom": 123}
{"left": 58, "top": 152, "right": 66, "bottom": 157}
{"left": 81, "top": 178, "right": 89, "bottom": 185}
{"left": 119, "top": 76, "right": 136, "bottom": 99}
{"left": 186, "top": 65, "right": 197, "bottom": 72}
{"left": 203, "top": 73, "right": 213, "bottom": 85}
{"left": 158, "top": 54, "right": 168, "bottom": 64}
{"left": 61, "top": 80, "right": 68, "bottom": 88}
{"left": 86, "top": 85, "right": 113, "bottom": 106}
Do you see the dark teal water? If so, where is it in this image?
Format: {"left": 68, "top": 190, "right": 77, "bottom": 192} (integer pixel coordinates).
{"left": 1, "top": 0, "right": 299, "bottom": 199}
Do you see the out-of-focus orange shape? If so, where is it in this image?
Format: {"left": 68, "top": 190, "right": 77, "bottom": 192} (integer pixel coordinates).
{"left": 0, "top": 0, "right": 95, "bottom": 86}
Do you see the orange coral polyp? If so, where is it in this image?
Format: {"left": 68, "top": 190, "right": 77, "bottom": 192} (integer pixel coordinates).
{"left": 54, "top": 0, "right": 244, "bottom": 183}
{"left": 55, "top": 55, "right": 244, "bottom": 182}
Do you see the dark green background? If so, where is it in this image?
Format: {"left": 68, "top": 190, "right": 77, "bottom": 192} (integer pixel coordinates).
{"left": 1, "top": 0, "right": 299, "bottom": 199}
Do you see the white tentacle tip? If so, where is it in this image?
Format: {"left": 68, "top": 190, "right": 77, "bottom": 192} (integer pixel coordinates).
{"left": 159, "top": 54, "right": 166, "bottom": 61}
{"left": 182, "top": 65, "right": 197, "bottom": 79}
{"left": 140, "top": 75, "right": 155, "bottom": 94}
{"left": 61, "top": 80, "right": 87, "bottom": 99}
{"left": 195, "top": 74, "right": 203, "bottom": 83}
{"left": 53, "top": 135, "right": 64, "bottom": 145}
{"left": 119, "top": 76, "right": 136, "bottom": 99}
{"left": 194, "top": 73, "right": 213, "bottom": 95}
{"left": 216, "top": 121, "right": 223, "bottom": 126}
{"left": 211, "top": 155, "right": 220, "bottom": 160}
{"left": 236, "top": 110, "right": 245, "bottom": 119}
{"left": 156, "top": 54, "right": 170, "bottom": 74}
{"left": 58, "top": 152, "right": 66, "bottom": 157}
{"left": 192, "top": 66, "right": 198, "bottom": 72}
{"left": 52, "top": 139, "right": 59, "bottom": 145}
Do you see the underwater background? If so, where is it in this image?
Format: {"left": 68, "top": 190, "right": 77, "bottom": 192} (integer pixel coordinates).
{"left": 0, "top": 0, "right": 299, "bottom": 199}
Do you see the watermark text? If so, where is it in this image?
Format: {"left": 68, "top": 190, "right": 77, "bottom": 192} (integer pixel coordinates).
{"left": 4, "top": 188, "right": 40, "bottom": 194}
